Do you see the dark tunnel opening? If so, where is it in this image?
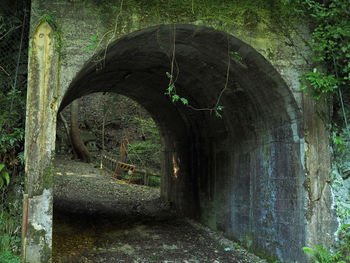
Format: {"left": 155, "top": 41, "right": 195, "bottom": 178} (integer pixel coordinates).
{"left": 57, "top": 24, "right": 305, "bottom": 261}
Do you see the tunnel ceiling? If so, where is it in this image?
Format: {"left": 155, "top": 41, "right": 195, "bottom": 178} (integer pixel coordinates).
{"left": 60, "top": 24, "right": 301, "bottom": 148}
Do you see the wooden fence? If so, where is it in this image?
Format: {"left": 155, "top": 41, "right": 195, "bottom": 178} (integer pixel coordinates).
{"left": 100, "top": 151, "right": 161, "bottom": 186}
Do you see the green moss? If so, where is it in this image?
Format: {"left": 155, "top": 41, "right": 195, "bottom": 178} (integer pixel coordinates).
{"left": 43, "top": 162, "right": 54, "bottom": 190}
{"left": 27, "top": 224, "right": 52, "bottom": 262}
{"left": 27, "top": 225, "right": 45, "bottom": 245}
{"left": 35, "top": 11, "right": 65, "bottom": 59}
{"left": 200, "top": 205, "right": 217, "bottom": 230}
{"left": 88, "top": 0, "right": 301, "bottom": 36}
{"left": 254, "top": 248, "right": 280, "bottom": 263}
{"left": 73, "top": 0, "right": 302, "bottom": 63}
{"left": 238, "top": 231, "right": 281, "bottom": 263}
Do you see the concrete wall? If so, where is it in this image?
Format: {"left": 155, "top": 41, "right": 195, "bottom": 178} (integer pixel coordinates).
{"left": 24, "top": 1, "right": 338, "bottom": 262}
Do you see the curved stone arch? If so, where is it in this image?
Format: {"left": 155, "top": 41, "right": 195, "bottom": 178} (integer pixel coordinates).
{"left": 59, "top": 24, "right": 305, "bottom": 262}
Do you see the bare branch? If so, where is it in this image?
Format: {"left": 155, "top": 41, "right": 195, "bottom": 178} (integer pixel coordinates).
{"left": 0, "top": 25, "right": 21, "bottom": 41}
{"left": 0, "top": 65, "right": 10, "bottom": 76}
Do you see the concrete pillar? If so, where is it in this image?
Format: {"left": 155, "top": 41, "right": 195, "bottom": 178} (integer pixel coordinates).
{"left": 22, "top": 22, "right": 59, "bottom": 263}
{"left": 303, "top": 96, "right": 338, "bottom": 250}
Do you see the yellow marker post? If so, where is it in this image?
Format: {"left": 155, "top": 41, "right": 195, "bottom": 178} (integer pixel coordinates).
{"left": 23, "top": 22, "right": 60, "bottom": 263}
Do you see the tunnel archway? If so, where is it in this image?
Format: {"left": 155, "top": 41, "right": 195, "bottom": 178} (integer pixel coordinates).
{"left": 59, "top": 24, "right": 305, "bottom": 261}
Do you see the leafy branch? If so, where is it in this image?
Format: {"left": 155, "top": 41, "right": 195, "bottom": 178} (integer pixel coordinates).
{"left": 298, "top": 0, "right": 350, "bottom": 113}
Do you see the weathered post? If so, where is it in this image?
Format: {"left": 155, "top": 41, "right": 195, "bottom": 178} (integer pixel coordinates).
{"left": 22, "top": 22, "right": 59, "bottom": 263}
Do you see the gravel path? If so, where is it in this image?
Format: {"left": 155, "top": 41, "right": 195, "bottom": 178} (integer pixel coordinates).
{"left": 53, "top": 156, "right": 267, "bottom": 263}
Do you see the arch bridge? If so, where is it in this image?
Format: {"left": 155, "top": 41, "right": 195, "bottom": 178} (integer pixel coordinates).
{"left": 23, "top": 1, "right": 337, "bottom": 262}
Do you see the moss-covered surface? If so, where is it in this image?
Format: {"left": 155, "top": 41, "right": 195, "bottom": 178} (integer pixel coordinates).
{"left": 43, "top": 164, "right": 55, "bottom": 191}
{"left": 88, "top": 0, "right": 300, "bottom": 29}
{"left": 26, "top": 224, "right": 52, "bottom": 262}
{"left": 72, "top": 0, "right": 303, "bottom": 59}
{"left": 199, "top": 200, "right": 217, "bottom": 231}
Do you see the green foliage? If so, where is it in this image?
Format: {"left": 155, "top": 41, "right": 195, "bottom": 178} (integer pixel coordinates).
{"left": 233, "top": 242, "right": 241, "bottom": 249}
{"left": 0, "top": 88, "right": 25, "bottom": 192}
{"left": 0, "top": 226, "right": 21, "bottom": 262}
{"left": 84, "top": 35, "right": 99, "bottom": 52}
{"left": 298, "top": 0, "right": 350, "bottom": 101}
{"left": 299, "top": 68, "right": 338, "bottom": 100}
{"left": 127, "top": 117, "right": 161, "bottom": 171}
{"left": 0, "top": 250, "right": 20, "bottom": 263}
{"left": 0, "top": 164, "right": 10, "bottom": 189}
{"left": 0, "top": 2, "right": 26, "bottom": 261}
{"left": 37, "top": 12, "right": 56, "bottom": 26}
{"left": 298, "top": 0, "right": 350, "bottom": 259}
{"left": 215, "top": 105, "right": 224, "bottom": 118}
{"left": 304, "top": 207, "right": 350, "bottom": 263}
{"left": 230, "top": 51, "right": 242, "bottom": 62}
{"left": 337, "top": 206, "right": 350, "bottom": 220}
{"left": 36, "top": 10, "right": 66, "bottom": 59}
{"left": 335, "top": 206, "right": 350, "bottom": 261}
{"left": 302, "top": 246, "right": 346, "bottom": 263}
{"left": 333, "top": 135, "right": 346, "bottom": 154}
{"left": 0, "top": 199, "right": 22, "bottom": 263}
{"left": 338, "top": 228, "right": 350, "bottom": 261}
{"left": 180, "top": 97, "right": 188, "bottom": 105}
{"left": 165, "top": 72, "right": 190, "bottom": 106}
{"left": 165, "top": 72, "right": 224, "bottom": 117}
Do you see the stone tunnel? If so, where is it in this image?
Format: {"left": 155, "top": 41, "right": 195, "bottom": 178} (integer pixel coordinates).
{"left": 60, "top": 24, "right": 305, "bottom": 260}
{"left": 23, "top": 1, "right": 338, "bottom": 262}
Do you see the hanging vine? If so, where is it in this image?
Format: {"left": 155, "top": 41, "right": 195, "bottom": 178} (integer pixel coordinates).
{"left": 163, "top": 25, "right": 238, "bottom": 118}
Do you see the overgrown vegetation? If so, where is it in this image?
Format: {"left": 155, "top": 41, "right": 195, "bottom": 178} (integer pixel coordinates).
{"left": 0, "top": 0, "right": 29, "bottom": 261}
{"left": 57, "top": 93, "right": 162, "bottom": 175}
{"left": 127, "top": 117, "right": 161, "bottom": 171}
{"left": 91, "top": 0, "right": 299, "bottom": 29}
{"left": 101, "top": 95, "right": 162, "bottom": 172}
{"left": 297, "top": 0, "right": 350, "bottom": 262}
{"left": 33, "top": 9, "right": 65, "bottom": 59}
{"left": 298, "top": 0, "right": 350, "bottom": 123}
{"left": 302, "top": 214, "right": 350, "bottom": 263}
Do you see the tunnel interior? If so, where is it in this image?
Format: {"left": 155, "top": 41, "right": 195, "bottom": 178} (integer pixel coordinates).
{"left": 58, "top": 24, "right": 305, "bottom": 261}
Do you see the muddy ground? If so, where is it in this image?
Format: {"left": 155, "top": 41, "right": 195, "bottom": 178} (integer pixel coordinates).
{"left": 53, "top": 156, "right": 267, "bottom": 263}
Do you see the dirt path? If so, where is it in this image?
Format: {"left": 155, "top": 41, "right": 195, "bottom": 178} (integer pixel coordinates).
{"left": 53, "top": 156, "right": 266, "bottom": 263}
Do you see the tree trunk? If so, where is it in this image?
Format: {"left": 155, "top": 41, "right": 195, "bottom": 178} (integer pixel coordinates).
{"left": 70, "top": 99, "right": 90, "bottom": 162}
{"left": 59, "top": 112, "right": 72, "bottom": 149}
{"left": 100, "top": 110, "right": 106, "bottom": 168}
{"left": 100, "top": 93, "right": 107, "bottom": 168}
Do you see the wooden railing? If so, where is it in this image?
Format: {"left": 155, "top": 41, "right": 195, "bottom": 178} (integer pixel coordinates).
{"left": 100, "top": 151, "right": 161, "bottom": 186}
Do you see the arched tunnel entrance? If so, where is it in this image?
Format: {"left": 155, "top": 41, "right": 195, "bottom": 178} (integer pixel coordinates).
{"left": 58, "top": 24, "right": 305, "bottom": 261}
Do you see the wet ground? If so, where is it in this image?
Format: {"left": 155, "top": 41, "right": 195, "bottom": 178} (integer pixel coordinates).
{"left": 53, "top": 157, "right": 266, "bottom": 263}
